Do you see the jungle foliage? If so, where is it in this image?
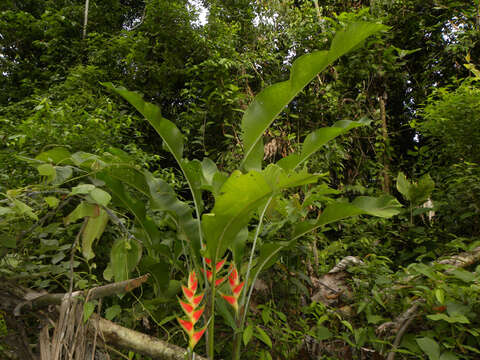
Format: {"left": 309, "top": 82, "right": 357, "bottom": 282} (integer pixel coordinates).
{"left": 1, "top": 0, "right": 479, "bottom": 359}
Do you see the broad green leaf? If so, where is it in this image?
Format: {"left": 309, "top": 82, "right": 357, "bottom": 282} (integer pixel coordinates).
{"left": 110, "top": 238, "right": 142, "bottom": 282}
{"left": 89, "top": 188, "right": 111, "bottom": 206}
{"left": 255, "top": 326, "right": 272, "bottom": 348}
{"left": 292, "top": 195, "right": 402, "bottom": 239}
{"left": 35, "top": 147, "right": 73, "bottom": 165}
{"left": 352, "top": 196, "right": 403, "bottom": 217}
{"left": 409, "top": 174, "right": 435, "bottom": 206}
{"left": 426, "top": 313, "right": 470, "bottom": 324}
{"left": 51, "top": 252, "right": 65, "bottom": 264}
{"left": 64, "top": 202, "right": 97, "bottom": 225}
{"left": 316, "top": 325, "right": 333, "bottom": 340}
{"left": 98, "top": 174, "right": 159, "bottom": 250}
{"left": 416, "top": 337, "right": 440, "bottom": 360}
{"left": 396, "top": 172, "right": 434, "bottom": 206}
{"left": 451, "top": 269, "right": 476, "bottom": 282}
{"left": 89, "top": 150, "right": 198, "bottom": 253}
{"left": 410, "top": 263, "right": 438, "bottom": 280}
{"left": 44, "top": 196, "right": 59, "bottom": 208}
{"left": 434, "top": 288, "right": 445, "bottom": 304}
{"left": 105, "top": 305, "right": 122, "bottom": 321}
{"left": 144, "top": 172, "right": 200, "bottom": 255}
{"left": 13, "top": 199, "right": 38, "bottom": 220}
{"left": 71, "top": 184, "right": 96, "bottom": 195}
{"left": 181, "top": 159, "right": 206, "bottom": 213}
{"left": 278, "top": 119, "right": 370, "bottom": 171}
{"left": 203, "top": 170, "right": 270, "bottom": 261}
{"left": 103, "top": 263, "right": 114, "bottom": 281}
{"left": 203, "top": 165, "right": 317, "bottom": 262}
{"left": 231, "top": 227, "right": 248, "bottom": 268}
{"left": 243, "top": 324, "right": 254, "bottom": 346}
{"left": 446, "top": 302, "right": 469, "bottom": 317}
{"left": 396, "top": 172, "right": 411, "bottom": 200}
{"left": 240, "top": 22, "right": 387, "bottom": 171}
{"left": 53, "top": 165, "right": 73, "bottom": 185}
{"left": 103, "top": 89, "right": 205, "bottom": 252}
{"left": 83, "top": 301, "right": 96, "bottom": 323}
{"left": 102, "top": 83, "right": 184, "bottom": 163}
{"left": 37, "top": 163, "right": 56, "bottom": 182}
{"left": 82, "top": 207, "right": 109, "bottom": 260}
{"left": 439, "top": 352, "right": 459, "bottom": 360}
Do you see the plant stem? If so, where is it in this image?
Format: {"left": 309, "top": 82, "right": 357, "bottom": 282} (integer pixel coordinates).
{"left": 232, "top": 197, "right": 272, "bottom": 359}
{"left": 207, "top": 270, "right": 217, "bottom": 359}
{"left": 232, "top": 321, "right": 242, "bottom": 360}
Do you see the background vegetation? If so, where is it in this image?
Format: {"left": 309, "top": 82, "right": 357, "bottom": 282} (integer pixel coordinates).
{"left": 1, "top": 0, "right": 479, "bottom": 359}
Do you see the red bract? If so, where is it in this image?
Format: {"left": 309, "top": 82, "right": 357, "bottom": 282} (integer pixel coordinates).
{"left": 215, "top": 277, "right": 225, "bottom": 287}
{"left": 191, "top": 328, "right": 206, "bottom": 348}
{"left": 204, "top": 257, "right": 227, "bottom": 288}
{"left": 179, "top": 299, "right": 194, "bottom": 314}
{"left": 177, "top": 270, "right": 205, "bottom": 350}
{"left": 233, "top": 282, "right": 244, "bottom": 296}
{"left": 178, "top": 318, "right": 193, "bottom": 333}
{"left": 229, "top": 268, "right": 238, "bottom": 287}
{"left": 215, "top": 259, "right": 226, "bottom": 272}
{"left": 220, "top": 265, "right": 244, "bottom": 313}
{"left": 182, "top": 285, "right": 194, "bottom": 300}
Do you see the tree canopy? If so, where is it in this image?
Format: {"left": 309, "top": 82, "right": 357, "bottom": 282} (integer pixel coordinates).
{"left": 1, "top": 1, "right": 479, "bottom": 359}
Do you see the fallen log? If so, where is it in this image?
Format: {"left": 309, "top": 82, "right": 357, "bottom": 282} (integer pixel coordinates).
{"left": 89, "top": 315, "right": 207, "bottom": 360}
{"left": 0, "top": 275, "right": 205, "bottom": 360}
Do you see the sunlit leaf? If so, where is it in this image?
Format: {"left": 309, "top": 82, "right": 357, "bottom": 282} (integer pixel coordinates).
{"left": 83, "top": 301, "right": 96, "bottom": 323}
{"left": 416, "top": 337, "right": 440, "bottom": 360}
{"left": 110, "top": 237, "right": 142, "bottom": 282}
{"left": 241, "top": 22, "right": 387, "bottom": 171}
{"left": 37, "top": 163, "right": 56, "bottom": 183}
{"left": 292, "top": 196, "right": 402, "bottom": 239}
{"left": 82, "top": 207, "right": 109, "bottom": 260}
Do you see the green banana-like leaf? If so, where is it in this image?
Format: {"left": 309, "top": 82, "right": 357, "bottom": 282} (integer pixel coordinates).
{"left": 240, "top": 22, "right": 387, "bottom": 171}
{"left": 97, "top": 161, "right": 200, "bottom": 253}
{"left": 103, "top": 84, "right": 223, "bottom": 235}
{"left": 98, "top": 175, "right": 160, "bottom": 250}
{"left": 203, "top": 164, "right": 320, "bottom": 263}
{"left": 102, "top": 83, "right": 184, "bottom": 163}
{"left": 292, "top": 195, "right": 402, "bottom": 240}
{"left": 277, "top": 119, "right": 370, "bottom": 171}
{"left": 62, "top": 148, "right": 199, "bottom": 254}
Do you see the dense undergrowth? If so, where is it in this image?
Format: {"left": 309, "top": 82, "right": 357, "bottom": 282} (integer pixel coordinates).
{"left": 1, "top": 1, "right": 480, "bottom": 359}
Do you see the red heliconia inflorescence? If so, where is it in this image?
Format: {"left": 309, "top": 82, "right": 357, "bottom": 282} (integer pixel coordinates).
{"left": 220, "top": 265, "right": 244, "bottom": 313}
{"left": 203, "top": 257, "right": 226, "bottom": 286}
{"left": 177, "top": 271, "right": 206, "bottom": 350}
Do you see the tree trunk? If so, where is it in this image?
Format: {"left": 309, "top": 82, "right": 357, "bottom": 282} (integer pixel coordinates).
{"left": 379, "top": 92, "right": 391, "bottom": 193}
{"left": 83, "top": 0, "right": 90, "bottom": 39}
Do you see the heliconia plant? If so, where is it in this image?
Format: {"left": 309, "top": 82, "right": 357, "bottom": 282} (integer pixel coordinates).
{"left": 177, "top": 271, "right": 206, "bottom": 352}
{"left": 34, "top": 22, "right": 401, "bottom": 359}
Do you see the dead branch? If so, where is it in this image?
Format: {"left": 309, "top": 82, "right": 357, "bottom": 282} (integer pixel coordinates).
{"left": 14, "top": 274, "right": 150, "bottom": 315}
{"left": 89, "top": 315, "right": 207, "bottom": 360}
